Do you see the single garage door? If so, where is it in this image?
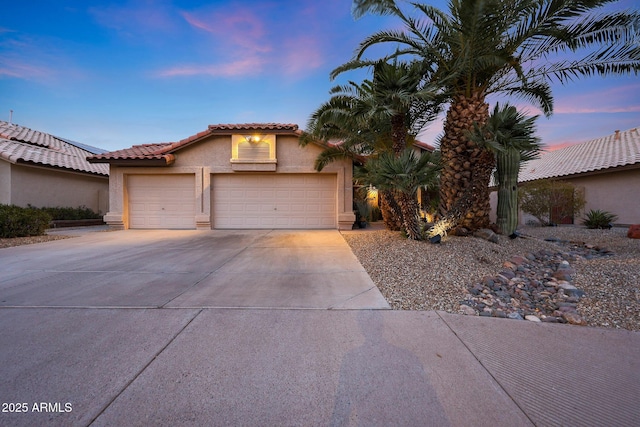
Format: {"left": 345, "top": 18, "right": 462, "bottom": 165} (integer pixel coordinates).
{"left": 212, "top": 174, "right": 336, "bottom": 229}
{"left": 128, "top": 174, "right": 196, "bottom": 229}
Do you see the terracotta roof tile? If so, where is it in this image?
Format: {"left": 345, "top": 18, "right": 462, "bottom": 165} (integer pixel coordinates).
{"left": 414, "top": 140, "right": 436, "bottom": 152}
{"left": 88, "top": 143, "right": 173, "bottom": 161}
{"left": 0, "top": 121, "right": 109, "bottom": 176}
{"left": 208, "top": 123, "right": 299, "bottom": 132}
{"left": 519, "top": 126, "right": 640, "bottom": 182}
{"left": 89, "top": 123, "right": 301, "bottom": 162}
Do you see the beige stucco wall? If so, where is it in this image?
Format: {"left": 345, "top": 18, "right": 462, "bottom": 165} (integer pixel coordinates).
{"left": 105, "top": 133, "right": 355, "bottom": 230}
{"left": 0, "top": 160, "right": 11, "bottom": 205}
{"left": 2, "top": 162, "right": 108, "bottom": 213}
{"left": 490, "top": 167, "right": 640, "bottom": 227}
{"left": 569, "top": 168, "right": 640, "bottom": 225}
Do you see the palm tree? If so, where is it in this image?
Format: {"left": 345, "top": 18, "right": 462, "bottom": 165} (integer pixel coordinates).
{"left": 302, "top": 59, "right": 443, "bottom": 230}
{"left": 357, "top": 148, "right": 440, "bottom": 239}
{"left": 337, "top": 0, "right": 640, "bottom": 232}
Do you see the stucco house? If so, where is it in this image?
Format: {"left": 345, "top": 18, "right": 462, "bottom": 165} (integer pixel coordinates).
{"left": 88, "top": 123, "right": 356, "bottom": 230}
{"left": 490, "top": 126, "right": 640, "bottom": 226}
{"left": 0, "top": 120, "right": 109, "bottom": 213}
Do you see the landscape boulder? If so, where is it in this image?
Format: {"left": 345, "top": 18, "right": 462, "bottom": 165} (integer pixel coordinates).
{"left": 627, "top": 224, "right": 640, "bottom": 239}
{"left": 473, "top": 228, "right": 499, "bottom": 243}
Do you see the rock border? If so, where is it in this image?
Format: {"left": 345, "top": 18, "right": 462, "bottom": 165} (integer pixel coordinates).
{"left": 458, "top": 237, "right": 614, "bottom": 325}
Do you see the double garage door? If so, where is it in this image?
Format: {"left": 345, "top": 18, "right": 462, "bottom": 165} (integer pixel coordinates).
{"left": 212, "top": 174, "right": 336, "bottom": 229}
{"left": 127, "top": 173, "right": 336, "bottom": 229}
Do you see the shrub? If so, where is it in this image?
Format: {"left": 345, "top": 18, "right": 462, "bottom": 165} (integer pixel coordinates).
{"left": 583, "top": 209, "right": 618, "bottom": 229}
{"left": 28, "top": 205, "right": 102, "bottom": 220}
{"left": 519, "top": 179, "right": 586, "bottom": 225}
{"left": 0, "top": 204, "right": 52, "bottom": 238}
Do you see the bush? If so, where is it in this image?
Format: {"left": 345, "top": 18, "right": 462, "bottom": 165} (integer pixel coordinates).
{"left": 519, "top": 179, "right": 586, "bottom": 225}
{"left": 0, "top": 204, "right": 52, "bottom": 238}
{"left": 583, "top": 209, "right": 618, "bottom": 229}
{"left": 28, "top": 205, "right": 102, "bottom": 220}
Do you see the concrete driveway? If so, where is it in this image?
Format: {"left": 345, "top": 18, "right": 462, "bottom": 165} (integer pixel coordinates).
{"left": 1, "top": 229, "right": 639, "bottom": 426}
{"left": 0, "top": 229, "right": 389, "bottom": 309}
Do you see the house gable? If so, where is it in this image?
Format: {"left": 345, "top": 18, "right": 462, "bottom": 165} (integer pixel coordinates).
{"left": 91, "top": 123, "right": 355, "bottom": 230}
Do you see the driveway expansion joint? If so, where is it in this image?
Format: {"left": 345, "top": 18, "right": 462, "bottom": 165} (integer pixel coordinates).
{"left": 436, "top": 311, "right": 536, "bottom": 426}
{"left": 87, "top": 308, "right": 204, "bottom": 426}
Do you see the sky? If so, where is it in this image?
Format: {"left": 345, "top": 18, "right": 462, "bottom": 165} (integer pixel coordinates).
{"left": 1, "top": 0, "right": 638, "bottom": 153}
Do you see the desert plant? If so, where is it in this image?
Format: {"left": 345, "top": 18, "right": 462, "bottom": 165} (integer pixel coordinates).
{"left": 583, "top": 209, "right": 618, "bottom": 229}
{"left": 0, "top": 204, "right": 52, "bottom": 238}
{"left": 469, "top": 103, "right": 542, "bottom": 236}
{"left": 357, "top": 148, "right": 440, "bottom": 240}
{"left": 340, "top": 0, "right": 640, "bottom": 231}
{"left": 519, "top": 180, "right": 586, "bottom": 225}
{"left": 30, "top": 205, "right": 102, "bottom": 220}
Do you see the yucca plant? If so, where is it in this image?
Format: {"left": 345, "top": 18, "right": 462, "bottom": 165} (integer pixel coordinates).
{"left": 583, "top": 209, "right": 618, "bottom": 229}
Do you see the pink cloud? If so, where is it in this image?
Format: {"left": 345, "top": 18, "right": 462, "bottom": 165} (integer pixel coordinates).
{"left": 156, "top": 57, "right": 267, "bottom": 78}
{"left": 554, "top": 84, "right": 640, "bottom": 114}
{"left": 0, "top": 61, "right": 52, "bottom": 80}
{"left": 154, "top": 2, "right": 335, "bottom": 80}
{"left": 89, "top": 1, "right": 177, "bottom": 39}
{"left": 181, "top": 9, "right": 271, "bottom": 54}
{"left": 280, "top": 36, "right": 325, "bottom": 75}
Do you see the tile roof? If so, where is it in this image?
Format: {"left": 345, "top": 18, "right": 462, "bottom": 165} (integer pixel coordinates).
{"left": 0, "top": 121, "right": 109, "bottom": 176}
{"left": 89, "top": 123, "right": 301, "bottom": 163}
{"left": 87, "top": 143, "right": 175, "bottom": 163}
{"left": 519, "top": 126, "right": 640, "bottom": 182}
{"left": 208, "top": 123, "right": 299, "bottom": 132}
{"left": 414, "top": 140, "right": 436, "bottom": 152}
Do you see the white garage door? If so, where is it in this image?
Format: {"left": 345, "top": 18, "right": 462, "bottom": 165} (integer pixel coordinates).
{"left": 128, "top": 174, "right": 196, "bottom": 229}
{"left": 212, "top": 174, "right": 336, "bottom": 229}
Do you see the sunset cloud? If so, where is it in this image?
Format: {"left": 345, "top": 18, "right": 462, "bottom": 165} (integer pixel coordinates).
{"left": 88, "top": 1, "right": 177, "bottom": 39}
{"left": 156, "top": 57, "right": 267, "bottom": 78}
{"left": 553, "top": 84, "right": 640, "bottom": 114}
{"left": 154, "top": 2, "right": 334, "bottom": 80}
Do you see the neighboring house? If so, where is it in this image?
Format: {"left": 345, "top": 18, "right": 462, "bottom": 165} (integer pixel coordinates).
{"left": 489, "top": 126, "right": 640, "bottom": 226}
{"left": 0, "top": 120, "right": 109, "bottom": 213}
{"left": 88, "top": 123, "right": 356, "bottom": 230}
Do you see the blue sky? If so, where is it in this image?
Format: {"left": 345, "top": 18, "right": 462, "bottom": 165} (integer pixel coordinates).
{"left": 1, "top": 0, "right": 638, "bottom": 152}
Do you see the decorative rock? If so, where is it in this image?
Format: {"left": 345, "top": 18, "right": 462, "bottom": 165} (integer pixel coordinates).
{"left": 503, "top": 261, "right": 517, "bottom": 271}
{"left": 563, "top": 312, "right": 587, "bottom": 326}
{"left": 474, "top": 228, "right": 499, "bottom": 243}
{"left": 458, "top": 237, "right": 608, "bottom": 324}
{"left": 628, "top": 224, "right": 640, "bottom": 239}
{"left": 556, "top": 281, "right": 577, "bottom": 291}
{"left": 459, "top": 304, "right": 477, "bottom": 316}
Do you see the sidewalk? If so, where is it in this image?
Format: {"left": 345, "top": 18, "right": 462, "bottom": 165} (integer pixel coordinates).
{"left": 1, "top": 308, "right": 638, "bottom": 426}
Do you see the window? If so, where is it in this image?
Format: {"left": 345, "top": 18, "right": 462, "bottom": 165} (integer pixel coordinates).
{"left": 231, "top": 134, "right": 277, "bottom": 171}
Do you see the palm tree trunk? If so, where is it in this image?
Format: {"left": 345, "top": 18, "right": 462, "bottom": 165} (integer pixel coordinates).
{"left": 379, "top": 190, "right": 404, "bottom": 231}
{"left": 396, "top": 191, "right": 422, "bottom": 240}
{"left": 391, "top": 114, "right": 407, "bottom": 154}
{"left": 438, "top": 93, "right": 492, "bottom": 231}
{"left": 379, "top": 113, "right": 409, "bottom": 231}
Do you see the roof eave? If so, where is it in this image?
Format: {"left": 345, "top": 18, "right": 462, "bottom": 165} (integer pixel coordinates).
{"left": 15, "top": 159, "right": 109, "bottom": 177}
{"left": 87, "top": 156, "right": 175, "bottom": 167}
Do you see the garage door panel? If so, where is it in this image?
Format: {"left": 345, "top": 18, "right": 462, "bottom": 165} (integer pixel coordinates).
{"left": 128, "top": 175, "right": 196, "bottom": 229}
{"left": 212, "top": 174, "right": 336, "bottom": 229}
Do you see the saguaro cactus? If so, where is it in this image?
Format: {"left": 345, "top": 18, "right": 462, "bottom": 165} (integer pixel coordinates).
{"left": 495, "top": 147, "right": 521, "bottom": 236}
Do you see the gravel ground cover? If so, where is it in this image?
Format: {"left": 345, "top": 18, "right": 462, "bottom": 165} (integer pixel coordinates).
{"left": 343, "top": 225, "right": 640, "bottom": 332}
{"left": 0, "top": 234, "right": 74, "bottom": 248}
